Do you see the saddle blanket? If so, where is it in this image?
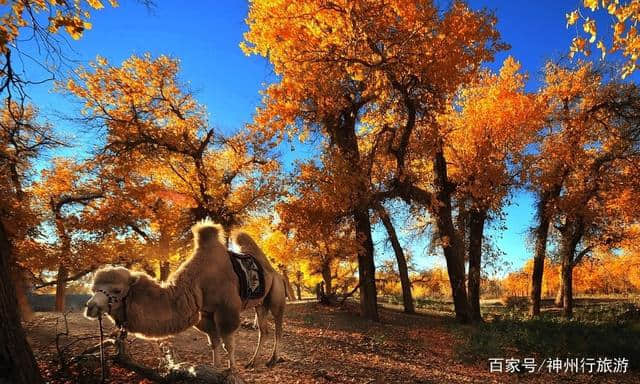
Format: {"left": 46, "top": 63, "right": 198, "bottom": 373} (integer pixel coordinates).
{"left": 229, "top": 251, "right": 265, "bottom": 300}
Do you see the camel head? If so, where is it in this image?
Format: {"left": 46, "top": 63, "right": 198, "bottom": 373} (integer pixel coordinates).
{"left": 85, "top": 267, "right": 140, "bottom": 319}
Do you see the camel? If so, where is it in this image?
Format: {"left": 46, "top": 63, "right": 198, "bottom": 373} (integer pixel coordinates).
{"left": 84, "top": 220, "right": 287, "bottom": 370}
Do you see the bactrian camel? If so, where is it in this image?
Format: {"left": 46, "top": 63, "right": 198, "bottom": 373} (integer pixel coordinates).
{"left": 84, "top": 221, "right": 287, "bottom": 369}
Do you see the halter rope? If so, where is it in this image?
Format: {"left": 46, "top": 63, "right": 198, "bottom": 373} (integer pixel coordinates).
{"left": 98, "top": 314, "right": 106, "bottom": 383}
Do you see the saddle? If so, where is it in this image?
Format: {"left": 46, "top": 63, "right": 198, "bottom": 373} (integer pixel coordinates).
{"left": 229, "top": 250, "right": 265, "bottom": 301}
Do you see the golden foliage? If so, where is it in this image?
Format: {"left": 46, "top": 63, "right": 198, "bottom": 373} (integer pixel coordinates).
{"left": 568, "top": 0, "right": 640, "bottom": 77}
{"left": 0, "top": 0, "right": 116, "bottom": 52}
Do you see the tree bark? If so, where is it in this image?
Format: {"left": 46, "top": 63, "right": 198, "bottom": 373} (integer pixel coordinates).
{"left": 530, "top": 182, "right": 563, "bottom": 317}
{"left": 530, "top": 208, "right": 550, "bottom": 315}
{"left": 561, "top": 256, "right": 573, "bottom": 318}
{"left": 432, "top": 146, "right": 471, "bottom": 323}
{"left": 326, "top": 110, "right": 379, "bottom": 321}
{"left": 159, "top": 262, "right": 170, "bottom": 282}
{"left": 279, "top": 266, "right": 295, "bottom": 301}
{"left": 354, "top": 207, "right": 379, "bottom": 321}
{"left": 11, "top": 267, "right": 33, "bottom": 322}
{"left": 53, "top": 205, "right": 71, "bottom": 312}
{"left": 559, "top": 223, "right": 583, "bottom": 318}
{"left": 554, "top": 277, "right": 564, "bottom": 307}
{"left": 295, "top": 270, "right": 303, "bottom": 300}
{"left": 467, "top": 209, "right": 486, "bottom": 322}
{"left": 321, "top": 261, "right": 333, "bottom": 295}
{"left": 0, "top": 221, "right": 44, "bottom": 384}
{"left": 376, "top": 205, "right": 414, "bottom": 314}
{"left": 54, "top": 263, "right": 67, "bottom": 312}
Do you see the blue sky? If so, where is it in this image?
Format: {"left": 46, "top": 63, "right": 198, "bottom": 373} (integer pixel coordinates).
{"left": 16, "top": 1, "right": 630, "bottom": 275}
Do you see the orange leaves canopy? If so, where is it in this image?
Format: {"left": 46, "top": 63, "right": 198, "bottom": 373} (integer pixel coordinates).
{"left": 444, "top": 57, "right": 544, "bottom": 211}
{"left": 0, "top": 0, "right": 117, "bottom": 52}
{"left": 242, "top": 0, "right": 506, "bottom": 141}
{"left": 567, "top": 0, "right": 640, "bottom": 78}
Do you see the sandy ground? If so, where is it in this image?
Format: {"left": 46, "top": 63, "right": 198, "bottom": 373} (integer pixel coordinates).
{"left": 24, "top": 302, "right": 640, "bottom": 384}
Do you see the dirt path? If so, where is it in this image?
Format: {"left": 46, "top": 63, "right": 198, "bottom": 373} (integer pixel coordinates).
{"left": 25, "top": 302, "right": 640, "bottom": 384}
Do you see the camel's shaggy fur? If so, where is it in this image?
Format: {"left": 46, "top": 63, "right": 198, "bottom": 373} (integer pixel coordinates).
{"left": 85, "top": 221, "right": 287, "bottom": 369}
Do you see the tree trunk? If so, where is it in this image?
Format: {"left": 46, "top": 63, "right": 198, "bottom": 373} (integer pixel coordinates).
{"left": 554, "top": 278, "right": 564, "bottom": 307}
{"left": 54, "top": 263, "right": 67, "bottom": 312}
{"left": 53, "top": 208, "right": 71, "bottom": 313}
{"left": 0, "top": 221, "right": 43, "bottom": 384}
{"left": 321, "top": 261, "right": 333, "bottom": 295}
{"left": 158, "top": 227, "right": 171, "bottom": 281}
{"left": 159, "top": 261, "right": 170, "bottom": 282}
{"left": 467, "top": 209, "right": 486, "bottom": 322}
{"left": 559, "top": 224, "right": 583, "bottom": 318}
{"left": 326, "top": 112, "right": 378, "bottom": 321}
{"left": 280, "top": 266, "right": 295, "bottom": 301}
{"left": 530, "top": 201, "right": 550, "bottom": 316}
{"left": 561, "top": 256, "right": 573, "bottom": 318}
{"left": 295, "top": 270, "right": 303, "bottom": 300}
{"left": 11, "top": 268, "right": 33, "bottom": 322}
{"left": 432, "top": 146, "right": 471, "bottom": 323}
{"left": 376, "top": 205, "right": 414, "bottom": 314}
{"left": 530, "top": 182, "right": 563, "bottom": 317}
{"left": 354, "top": 208, "right": 379, "bottom": 321}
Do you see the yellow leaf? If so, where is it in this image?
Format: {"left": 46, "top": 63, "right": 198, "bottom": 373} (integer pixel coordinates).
{"left": 87, "top": 0, "right": 104, "bottom": 10}
{"left": 566, "top": 10, "right": 579, "bottom": 27}
{"left": 65, "top": 25, "right": 82, "bottom": 40}
{"left": 584, "top": 0, "right": 599, "bottom": 11}
{"left": 583, "top": 18, "right": 597, "bottom": 42}
{"left": 597, "top": 40, "right": 606, "bottom": 59}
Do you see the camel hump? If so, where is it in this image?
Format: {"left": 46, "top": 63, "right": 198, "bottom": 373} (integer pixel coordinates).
{"left": 232, "top": 232, "right": 275, "bottom": 272}
{"left": 192, "top": 220, "right": 225, "bottom": 248}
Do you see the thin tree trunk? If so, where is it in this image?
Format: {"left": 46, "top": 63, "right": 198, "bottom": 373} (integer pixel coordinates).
{"left": 561, "top": 255, "right": 573, "bottom": 318}
{"left": 159, "top": 227, "right": 171, "bottom": 281}
{"left": 432, "top": 146, "right": 471, "bottom": 323}
{"left": 296, "top": 284, "right": 302, "bottom": 301}
{"left": 11, "top": 267, "right": 33, "bottom": 322}
{"left": 159, "top": 262, "right": 170, "bottom": 282}
{"left": 530, "top": 180, "right": 563, "bottom": 316}
{"left": 53, "top": 207, "right": 70, "bottom": 312}
{"left": 295, "top": 270, "right": 303, "bottom": 300}
{"left": 321, "top": 261, "right": 333, "bottom": 295}
{"left": 0, "top": 221, "right": 44, "bottom": 384}
{"left": 554, "top": 277, "right": 564, "bottom": 307}
{"left": 559, "top": 223, "right": 583, "bottom": 318}
{"left": 354, "top": 207, "right": 379, "bottom": 321}
{"left": 376, "top": 205, "right": 414, "bottom": 314}
{"left": 530, "top": 197, "right": 551, "bottom": 316}
{"left": 54, "top": 263, "right": 67, "bottom": 312}
{"left": 467, "top": 209, "right": 486, "bottom": 322}
{"left": 279, "top": 266, "right": 295, "bottom": 301}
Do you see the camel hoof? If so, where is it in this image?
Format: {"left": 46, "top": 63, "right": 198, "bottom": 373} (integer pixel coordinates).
{"left": 265, "top": 356, "right": 284, "bottom": 367}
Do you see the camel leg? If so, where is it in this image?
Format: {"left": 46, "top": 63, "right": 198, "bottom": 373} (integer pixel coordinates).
{"left": 245, "top": 305, "right": 269, "bottom": 369}
{"left": 210, "top": 335, "right": 223, "bottom": 368}
{"left": 195, "top": 314, "right": 222, "bottom": 368}
{"left": 266, "top": 307, "right": 283, "bottom": 367}
{"left": 221, "top": 332, "right": 236, "bottom": 370}
{"left": 266, "top": 278, "right": 286, "bottom": 367}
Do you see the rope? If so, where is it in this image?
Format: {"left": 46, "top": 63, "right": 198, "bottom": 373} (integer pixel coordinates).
{"left": 98, "top": 314, "right": 106, "bottom": 383}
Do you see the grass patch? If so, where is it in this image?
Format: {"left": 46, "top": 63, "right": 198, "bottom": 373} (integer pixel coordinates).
{"left": 454, "top": 301, "right": 640, "bottom": 370}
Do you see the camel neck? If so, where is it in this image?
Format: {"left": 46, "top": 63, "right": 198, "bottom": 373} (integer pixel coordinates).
{"left": 114, "top": 276, "right": 201, "bottom": 338}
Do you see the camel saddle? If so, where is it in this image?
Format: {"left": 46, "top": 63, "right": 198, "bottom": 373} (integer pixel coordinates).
{"left": 228, "top": 250, "right": 265, "bottom": 301}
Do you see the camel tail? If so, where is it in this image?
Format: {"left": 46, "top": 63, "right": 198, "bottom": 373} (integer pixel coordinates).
{"left": 192, "top": 220, "right": 225, "bottom": 248}
{"left": 232, "top": 232, "right": 275, "bottom": 272}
